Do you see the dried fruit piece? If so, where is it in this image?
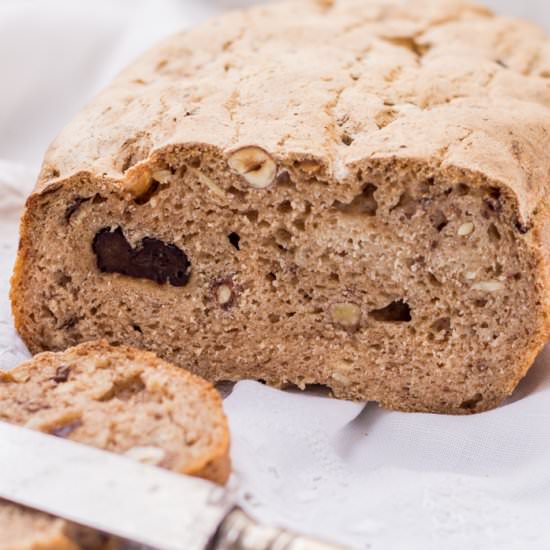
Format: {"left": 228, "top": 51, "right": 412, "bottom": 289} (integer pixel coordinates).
{"left": 51, "top": 365, "right": 71, "bottom": 384}
{"left": 330, "top": 302, "right": 361, "bottom": 331}
{"left": 227, "top": 146, "right": 277, "bottom": 188}
{"left": 92, "top": 227, "right": 191, "bottom": 287}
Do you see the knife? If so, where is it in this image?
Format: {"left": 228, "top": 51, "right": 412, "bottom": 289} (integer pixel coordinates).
{"left": 0, "top": 421, "right": 343, "bottom": 549}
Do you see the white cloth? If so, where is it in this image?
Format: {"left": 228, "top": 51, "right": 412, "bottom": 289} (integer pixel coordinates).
{"left": 1, "top": 1, "right": 550, "bottom": 548}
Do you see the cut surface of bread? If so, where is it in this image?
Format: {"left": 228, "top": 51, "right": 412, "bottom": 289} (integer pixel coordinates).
{"left": 0, "top": 340, "right": 230, "bottom": 550}
{"left": 0, "top": 500, "right": 117, "bottom": 550}
{"left": 11, "top": 0, "right": 550, "bottom": 413}
{"left": 0, "top": 501, "right": 80, "bottom": 550}
{"left": 0, "top": 501, "right": 117, "bottom": 550}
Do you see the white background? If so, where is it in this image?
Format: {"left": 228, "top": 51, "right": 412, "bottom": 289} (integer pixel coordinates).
{"left": 1, "top": 1, "right": 550, "bottom": 549}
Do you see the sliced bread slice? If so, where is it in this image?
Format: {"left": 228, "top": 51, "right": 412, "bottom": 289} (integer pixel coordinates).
{"left": 0, "top": 340, "right": 230, "bottom": 550}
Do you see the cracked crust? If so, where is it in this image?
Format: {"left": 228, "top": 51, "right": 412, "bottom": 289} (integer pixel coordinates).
{"left": 0, "top": 340, "right": 230, "bottom": 550}
{"left": 30, "top": 0, "right": 550, "bottom": 226}
{"left": 10, "top": 0, "right": 550, "bottom": 413}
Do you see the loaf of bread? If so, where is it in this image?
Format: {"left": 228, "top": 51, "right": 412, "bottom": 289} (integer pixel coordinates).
{"left": 11, "top": 0, "right": 550, "bottom": 413}
{"left": 0, "top": 340, "right": 229, "bottom": 549}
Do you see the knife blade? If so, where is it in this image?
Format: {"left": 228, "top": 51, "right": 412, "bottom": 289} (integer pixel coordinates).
{"left": 0, "top": 421, "right": 343, "bottom": 550}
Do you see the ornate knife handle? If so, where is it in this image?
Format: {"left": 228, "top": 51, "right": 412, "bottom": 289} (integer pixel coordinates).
{"left": 211, "top": 508, "right": 346, "bottom": 550}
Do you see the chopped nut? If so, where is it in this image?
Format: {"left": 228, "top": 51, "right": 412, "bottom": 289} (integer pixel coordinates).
{"left": 152, "top": 169, "right": 172, "bottom": 184}
{"left": 296, "top": 160, "right": 322, "bottom": 174}
{"left": 334, "top": 359, "right": 354, "bottom": 371}
{"left": 144, "top": 372, "right": 166, "bottom": 393}
{"left": 457, "top": 222, "right": 474, "bottom": 236}
{"left": 331, "top": 372, "right": 352, "bottom": 386}
{"left": 228, "top": 146, "right": 277, "bottom": 189}
{"left": 188, "top": 166, "right": 226, "bottom": 199}
{"left": 331, "top": 359, "right": 355, "bottom": 386}
{"left": 124, "top": 168, "right": 153, "bottom": 197}
{"left": 472, "top": 280, "right": 504, "bottom": 292}
{"left": 124, "top": 446, "right": 166, "bottom": 465}
{"left": 216, "top": 284, "right": 233, "bottom": 306}
{"left": 95, "top": 358, "right": 112, "bottom": 369}
{"left": 10, "top": 370, "right": 30, "bottom": 383}
{"left": 330, "top": 302, "right": 361, "bottom": 331}
{"left": 213, "top": 279, "right": 237, "bottom": 309}
{"left": 465, "top": 271, "right": 477, "bottom": 280}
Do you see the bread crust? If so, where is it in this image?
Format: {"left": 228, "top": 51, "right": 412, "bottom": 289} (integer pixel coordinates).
{"left": 21, "top": 0, "right": 550, "bottom": 223}
{"left": 10, "top": 0, "right": 550, "bottom": 413}
{"left": 1, "top": 340, "right": 230, "bottom": 483}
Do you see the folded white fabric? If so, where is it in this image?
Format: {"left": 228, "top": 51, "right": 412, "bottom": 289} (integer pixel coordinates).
{"left": 1, "top": 1, "right": 550, "bottom": 549}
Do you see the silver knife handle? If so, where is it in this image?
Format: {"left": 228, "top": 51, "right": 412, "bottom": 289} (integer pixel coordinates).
{"left": 211, "top": 508, "right": 345, "bottom": 550}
